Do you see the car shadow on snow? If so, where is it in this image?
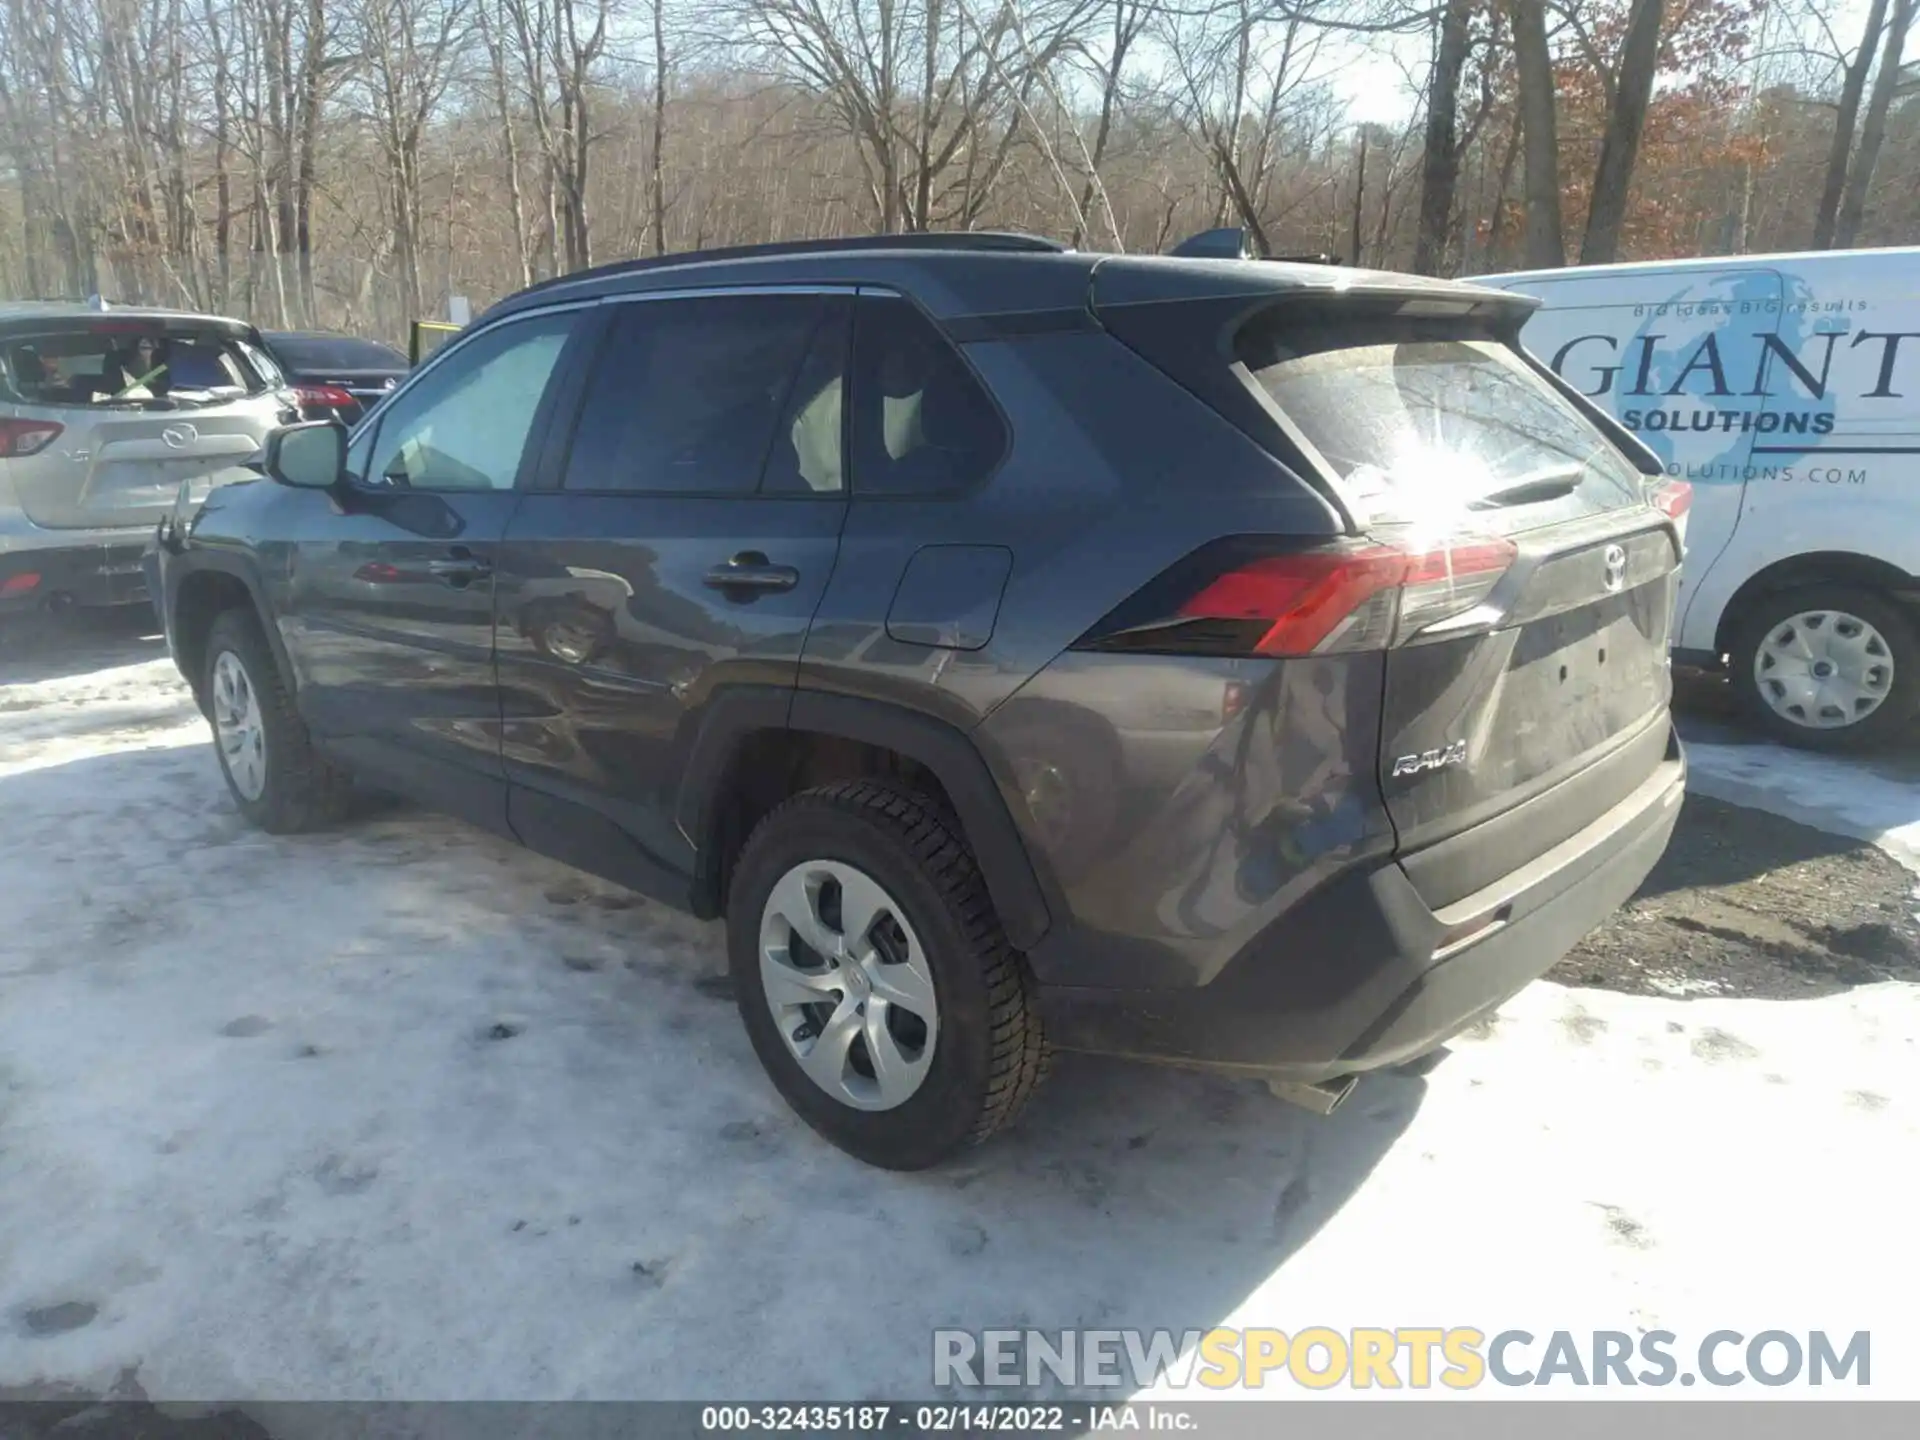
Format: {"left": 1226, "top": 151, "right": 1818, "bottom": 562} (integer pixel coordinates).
{"left": 0, "top": 741, "right": 1424, "bottom": 1402}
{"left": 0, "top": 606, "right": 166, "bottom": 688}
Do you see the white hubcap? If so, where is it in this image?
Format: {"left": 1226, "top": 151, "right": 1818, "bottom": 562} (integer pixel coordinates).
{"left": 1754, "top": 609, "right": 1895, "bottom": 730}
{"left": 212, "top": 650, "right": 268, "bottom": 800}
{"left": 759, "top": 860, "right": 939, "bottom": 1111}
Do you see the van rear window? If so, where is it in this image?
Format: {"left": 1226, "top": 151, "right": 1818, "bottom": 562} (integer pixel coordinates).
{"left": 1239, "top": 317, "right": 1642, "bottom": 529}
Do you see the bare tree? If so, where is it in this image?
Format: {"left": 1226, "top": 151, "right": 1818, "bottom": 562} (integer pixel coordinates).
{"left": 503, "top": 0, "right": 609, "bottom": 271}
{"left": 1579, "top": 0, "right": 1663, "bottom": 264}
{"left": 1812, "top": 0, "right": 1888, "bottom": 246}
{"left": 358, "top": 0, "right": 473, "bottom": 322}
{"left": 1512, "top": 0, "right": 1563, "bottom": 267}
{"left": 477, "top": 0, "right": 534, "bottom": 285}
{"left": 649, "top": 0, "right": 668, "bottom": 254}
{"left": 1069, "top": 0, "right": 1146, "bottom": 247}
{"left": 1413, "top": 0, "right": 1472, "bottom": 273}
{"left": 1835, "top": 0, "right": 1915, "bottom": 246}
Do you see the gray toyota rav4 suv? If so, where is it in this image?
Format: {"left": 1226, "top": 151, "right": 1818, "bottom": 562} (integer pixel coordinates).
{"left": 151, "top": 233, "right": 1686, "bottom": 1168}
{"left": 0, "top": 303, "right": 295, "bottom": 619}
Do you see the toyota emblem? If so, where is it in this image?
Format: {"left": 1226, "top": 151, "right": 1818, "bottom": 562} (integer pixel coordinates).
{"left": 161, "top": 423, "right": 197, "bottom": 449}
{"left": 1602, "top": 543, "right": 1628, "bottom": 593}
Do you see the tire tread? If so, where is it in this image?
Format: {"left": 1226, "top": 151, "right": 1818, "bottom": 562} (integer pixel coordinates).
{"left": 206, "top": 607, "right": 352, "bottom": 832}
{"left": 741, "top": 778, "right": 1050, "bottom": 1151}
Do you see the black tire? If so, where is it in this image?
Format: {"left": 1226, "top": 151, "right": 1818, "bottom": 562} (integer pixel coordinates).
{"left": 726, "top": 780, "right": 1049, "bottom": 1170}
{"left": 1729, "top": 584, "right": 1920, "bottom": 751}
{"left": 203, "top": 607, "right": 352, "bottom": 832}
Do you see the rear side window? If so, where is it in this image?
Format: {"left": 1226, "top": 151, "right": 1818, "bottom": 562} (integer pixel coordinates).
{"left": 1239, "top": 315, "right": 1642, "bottom": 529}
{"left": 849, "top": 296, "right": 1006, "bottom": 496}
{"left": 563, "top": 294, "right": 834, "bottom": 495}
{"left": 1, "top": 323, "right": 272, "bottom": 409}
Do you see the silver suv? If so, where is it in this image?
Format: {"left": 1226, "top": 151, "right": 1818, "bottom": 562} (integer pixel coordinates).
{"left": 0, "top": 303, "right": 296, "bottom": 619}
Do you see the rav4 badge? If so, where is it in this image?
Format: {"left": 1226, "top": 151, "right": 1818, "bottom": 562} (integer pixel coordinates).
{"left": 1391, "top": 740, "right": 1468, "bottom": 778}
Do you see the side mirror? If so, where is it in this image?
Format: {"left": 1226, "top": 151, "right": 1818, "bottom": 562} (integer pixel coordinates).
{"left": 264, "top": 420, "right": 347, "bottom": 489}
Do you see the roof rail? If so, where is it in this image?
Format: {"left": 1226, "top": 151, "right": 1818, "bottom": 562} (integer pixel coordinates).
{"left": 512, "top": 231, "right": 1066, "bottom": 300}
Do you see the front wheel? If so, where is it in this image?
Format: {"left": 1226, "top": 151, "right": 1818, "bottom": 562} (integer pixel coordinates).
{"left": 1729, "top": 585, "right": 1920, "bottom": 751}
{"left": 726, "top": 780, "right": 1049, "bottom": 1169}
{"left": 203, "top": 608, "right": 352, "bottom": 832}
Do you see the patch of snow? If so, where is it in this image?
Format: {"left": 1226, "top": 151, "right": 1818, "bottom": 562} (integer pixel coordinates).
{"left": 1642, "top": 971, "right": 1727, "bottom": 998}
{"left": 1, "top": 655, "right": 1915, "bottom": 1400}
{"left": 1687, "top": 737, "right": 1920, "bottom": 871}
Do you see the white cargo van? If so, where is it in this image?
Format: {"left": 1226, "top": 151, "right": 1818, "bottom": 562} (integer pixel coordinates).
{"left": 1483, "top": 247, "right": 1920, "bottom": 750}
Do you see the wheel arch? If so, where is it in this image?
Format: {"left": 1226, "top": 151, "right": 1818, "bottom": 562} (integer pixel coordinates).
{"left": 676, "top": 687, "right": 1055, "bottom": 950}
{"left": 1714, "top": 551, "right": 1920, "bottom": 658}
{"left": 171, "top": 558, "right": 292, "bottom": 713}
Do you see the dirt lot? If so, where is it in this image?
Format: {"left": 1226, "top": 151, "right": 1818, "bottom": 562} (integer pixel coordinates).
{"left": 1557, "top": 793, "right": 1920, "bottom": 1000}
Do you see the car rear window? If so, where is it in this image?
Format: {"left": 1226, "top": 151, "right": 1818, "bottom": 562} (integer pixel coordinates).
{"left": 269, "top": 335, "right": 407, "bottom": 371}
{"left": 1, "top": 322, "right": 273, "bottom": 410}
{"left": 1238, "top": 314, "right": 1642, "bottom": 530}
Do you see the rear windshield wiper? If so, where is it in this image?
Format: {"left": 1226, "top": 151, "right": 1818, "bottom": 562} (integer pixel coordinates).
{"left": 1468, "top": 464, "right": 1583, "bottom": 510}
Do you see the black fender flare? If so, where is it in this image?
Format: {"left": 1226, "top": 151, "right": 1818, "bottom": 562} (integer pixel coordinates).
{"left": 675, "top": 687, "right": 1056, "bottom": 951}
{"left": 166, "top": 550, "right": 297, "bottom": 703}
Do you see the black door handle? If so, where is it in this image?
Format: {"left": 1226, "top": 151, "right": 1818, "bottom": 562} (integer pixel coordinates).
{"left": 427, "top": 548, "right": 491, "bottom": 587}
{"left": 703, "top": 552, "right": 799, "bottom": 595}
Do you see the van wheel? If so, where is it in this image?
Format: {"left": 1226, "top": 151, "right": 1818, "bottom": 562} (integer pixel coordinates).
{"left": 204, "top": 608, "right": 352, "bottom": 832}
{"left": 726, "top": 780, "right": 1049, "bottom": 1170}
{"left": 1730, "top": 585, "right": 1920, "bottom": 751}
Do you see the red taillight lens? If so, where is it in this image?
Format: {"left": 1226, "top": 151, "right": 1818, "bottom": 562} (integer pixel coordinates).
{"left": 295, "top": 384, "right": 355, "bottom": 410}
{"left": 1, "top": 571, "right": 41, "bottom": 595}
{"left": 1178, "top": 548, "right": 1410, "bottom": 655}
{"left": 0, "top": 418, "right": 63, "bottom": 458}
{"left": 1079, "top": 535, "right": 1516, "bottom": 658}
{"left": 1651, "top": 479, "right": 1692, "bottom": 521}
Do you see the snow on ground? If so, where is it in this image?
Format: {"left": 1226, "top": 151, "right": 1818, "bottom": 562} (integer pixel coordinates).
{"left": 1688, "top": 732, "right": 1920, "bottom": 874}
{"left": 1, "top": 636, "right": 1916, "bottom": 1400}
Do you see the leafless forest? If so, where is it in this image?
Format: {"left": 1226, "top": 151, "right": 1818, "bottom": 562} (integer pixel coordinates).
{"left": 1, "top": 0, "right": 1916, "bottom": 341}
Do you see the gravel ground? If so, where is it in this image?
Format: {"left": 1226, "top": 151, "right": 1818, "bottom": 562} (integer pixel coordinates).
{"left": 1555, "top": 793, "right": 1920, "bottom": 1000}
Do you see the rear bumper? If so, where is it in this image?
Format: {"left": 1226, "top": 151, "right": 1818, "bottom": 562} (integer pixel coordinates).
{"left": 0, "top": 529, "right": 154, "bottom": 616}
{"left": 1037, "top": 726, "right": 1685, "bottom": 1080}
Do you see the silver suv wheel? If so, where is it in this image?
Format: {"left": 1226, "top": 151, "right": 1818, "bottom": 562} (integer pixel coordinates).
{"left": 1753, "top": 607, "right": 1894, "bottom": 730}
{"left": 758, "top": 859, "right": 939, "bottom": 1111}
{"left": 211, "top": 648, "right": 267, "bottom": 800}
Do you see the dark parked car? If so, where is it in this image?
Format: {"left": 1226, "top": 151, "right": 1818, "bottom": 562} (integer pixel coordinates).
{"left": 259, "top": 330, "right": 407, "bottom": 424}
{"left": 151, "top": 232, "right": 1685, "bottom": 1169}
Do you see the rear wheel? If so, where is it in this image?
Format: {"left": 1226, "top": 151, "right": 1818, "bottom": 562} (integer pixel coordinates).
{"left": 1730, "top": 585, "right": 1920, "bottom": 751}
{"left": 727, "top": 780, "right": 1049, "bottom": 1169}
{"left": 204, "top": 608, "right": 351, "bottom": 832}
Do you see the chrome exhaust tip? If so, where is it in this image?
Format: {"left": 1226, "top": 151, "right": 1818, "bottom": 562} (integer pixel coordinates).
{"left": 1266, "top": 1074, "right": 1359, "bottom": 1116}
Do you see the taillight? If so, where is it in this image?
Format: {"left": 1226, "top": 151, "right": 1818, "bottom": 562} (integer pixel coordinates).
{"left": 1651, "top": 478, "right": 1691, "bottom": 548}
{"left": 1651, "top": 479, "right": 1691, "bottom": 521}
{"left": 1076, "top": 535, "right": 1517, "bottom": 658}
{"left": 1, "top": 571, "right": 41, "bottom": 595}
{"left": 0, "top": 418, "right": 63, "bottom": 458}
{"left": 295, "top": 384, "right": 355, "bottom": 410}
